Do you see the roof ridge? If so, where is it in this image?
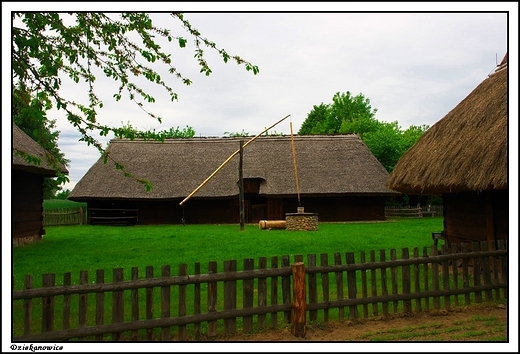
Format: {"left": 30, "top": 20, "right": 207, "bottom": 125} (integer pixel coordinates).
{"left": 110, "top": 134, "right": 362, "bottom": 144}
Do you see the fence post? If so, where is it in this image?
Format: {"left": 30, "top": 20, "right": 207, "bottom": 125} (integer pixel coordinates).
{"left": 291, "top": 262, "right": 306, "bottom": 338}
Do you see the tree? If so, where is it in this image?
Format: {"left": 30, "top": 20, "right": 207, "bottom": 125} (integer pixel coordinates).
{"left": 362, "top": 121, "right": 403, "bottom": 172}
{"left": 55, "top": 189, "right": 71, "bottom": 200}
{"left": 298, "top": 103, "right": 329, "bottom": 135}
{"left": 298, "top": 91, "right": 428, "bottom": 172}
{"left": 298, "top": 91, "right": 377, "bottom": 135}
{"left": 13, "top": 85, "right": 70, "bottom": 198}
{"left": 12, "top": 12, "right": 259, "bottom": 190}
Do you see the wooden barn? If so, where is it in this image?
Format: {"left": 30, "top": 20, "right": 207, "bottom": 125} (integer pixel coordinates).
{"left": 387, "top": 53, "right": 508, "bottom": 248}
{"left": 69, "top": 134, "right": 399, "bottom": 224}
{"left": 12, "top": 123, "right": 69, "bottom": 246}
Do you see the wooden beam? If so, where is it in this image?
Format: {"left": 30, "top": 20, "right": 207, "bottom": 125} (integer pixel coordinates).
{"left": 179, "top": 115, "right": 290, "bottom": 206}
{"left": 239, "top": 140, "right": 245, "bottom": 231}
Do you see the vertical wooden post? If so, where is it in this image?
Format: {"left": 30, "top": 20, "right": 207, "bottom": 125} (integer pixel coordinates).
{"left": 207, "top": 261, "right": 218, "bottom": 337}
{"left": 178, "top": 264, "right": 188, "bottom": 340}
{"left": 145, "top": 266, "right": 154, "bottom": 341}
{"left": 79, "top": 270, "right": 88, "bottom": 340}
{"left": 291, "top": 262, "right": 306, "bottom": 338}
{"left": 23, "top": 275, "right": 33, "bottom": 336}
{"left": 239, "top": 140, "right": 245, "bottom": 231}
{"left": 42, "top": 273, "right": 55, "bottom": 333}
{"left": 160, "top": 265, "right": 171, "bottom": 341}
{"left": 95, "top": 270, "right": 105, "bottom": 341}
{"left": 112, "top": 268, "right": 124, "bottom": 341}
{"left": 485, "top": 191, "right": 495, "bottom": 250}
{"left": 131, "top": 267, "right": 139, "bottom": 341}
{"left": 194, "top": 262, "right": 201, "bottom": 340}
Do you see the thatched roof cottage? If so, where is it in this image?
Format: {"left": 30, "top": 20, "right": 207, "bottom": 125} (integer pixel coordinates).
{"left": 387, "top": 53, "right": 508, "bottom": 247}
{"left": 69, "top": 134, "right": 398, "bottom": 224}
{"left": 12, "top": 123, "right": 69, "bottom": 245}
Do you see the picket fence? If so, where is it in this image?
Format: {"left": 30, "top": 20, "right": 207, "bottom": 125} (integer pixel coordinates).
{"left": 12, "top": 240, "right": 507, "bottom": 342}
{"left": 43, "top": 208, "right": 87, "bottom": 226}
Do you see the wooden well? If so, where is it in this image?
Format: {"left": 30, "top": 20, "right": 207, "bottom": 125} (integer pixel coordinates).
{"left": 285, "top": 208, "right": 319, "bottom": 231}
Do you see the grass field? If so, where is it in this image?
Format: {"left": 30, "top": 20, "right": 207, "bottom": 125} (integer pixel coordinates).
{"left": 43, "top": 199, "right": 87, "bottom": 209}
{"left": 13, "top": 218, "right": 443, "bottom": 289}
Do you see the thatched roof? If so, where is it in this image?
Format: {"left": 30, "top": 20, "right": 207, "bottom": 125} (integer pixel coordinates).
{"left": 387, "top": 55, "right": 507, "bottom": 194}
{"left": 69, "top": 134, "right": 398, "bottom": 201}
{"left": 12, "top": 123, "right": 68, "bottom": 176}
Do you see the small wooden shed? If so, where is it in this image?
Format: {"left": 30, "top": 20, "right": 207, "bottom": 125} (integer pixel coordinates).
{"left": 387, "top": 54, "right": 508, "bottom": 248}
{"left": 12, "top": 123, "right": 69, "bottom": 246}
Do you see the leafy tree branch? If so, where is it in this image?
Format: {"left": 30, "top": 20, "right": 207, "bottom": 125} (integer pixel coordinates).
{"left": 12, "top": 12, "right": 259, "bottom": 190}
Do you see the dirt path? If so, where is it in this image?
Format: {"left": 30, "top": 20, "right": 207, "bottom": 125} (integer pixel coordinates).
{"left": 214, "top": 303, "right": 507, "bottom": 342}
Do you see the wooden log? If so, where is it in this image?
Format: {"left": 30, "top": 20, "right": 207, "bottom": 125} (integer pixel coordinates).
{"left": 258, "top": 220, "right": 286, "bottom": 230}
{"left": 291, "top": 262, "right": 306, "bottom": 338}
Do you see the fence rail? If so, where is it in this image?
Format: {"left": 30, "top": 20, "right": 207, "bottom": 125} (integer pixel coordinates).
{"left": 12, "top": 240, "right": 507, "bottom": 342}
{"left": 385, "top": 205, "right": 443, "bottom": 218}
{"left": 43, "top": 208, "right": 87, "bottom": 226}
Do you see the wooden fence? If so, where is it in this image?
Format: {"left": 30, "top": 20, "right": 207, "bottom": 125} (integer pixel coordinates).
{"left": 43, "top": 208, "right": 87, "bottom": 226}
{"left": 385, "top": 205, "right": 443, "bottom": 218}
{"left": 12, "top": 240, "right": 507, "bottom": 342}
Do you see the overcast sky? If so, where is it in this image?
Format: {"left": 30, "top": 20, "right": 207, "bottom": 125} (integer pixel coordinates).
{"left": 4, "top": 4, "right": 518, "bottom": 194}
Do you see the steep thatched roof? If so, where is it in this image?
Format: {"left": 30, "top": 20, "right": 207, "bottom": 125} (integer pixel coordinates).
{"left": 12, "top": 123, "right": 68, "bottom": 176}
{"left": 69, "top": 134, "right": 398, "bottom": 201}
{"left": 387, "top": 55, "right": 507, "bottom": 195}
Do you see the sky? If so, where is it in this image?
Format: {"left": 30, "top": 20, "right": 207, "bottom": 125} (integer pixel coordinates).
{"left": 3, "top": 3, "right": 519, "bottom": 352}
{"left": 4, "top": 3, "right": 517, "bottom": 193}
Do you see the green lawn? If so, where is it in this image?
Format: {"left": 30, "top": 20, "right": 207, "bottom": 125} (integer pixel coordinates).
{"left": 12, "top": 218, "right": 443, "bottom": 289}
{"left": 43, "top": 199, "right": 87, "bottom": 209}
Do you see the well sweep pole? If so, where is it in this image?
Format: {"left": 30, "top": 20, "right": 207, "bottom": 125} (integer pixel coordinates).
{"left": 179, "top": 115, "right": 290, "bottom": 206}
